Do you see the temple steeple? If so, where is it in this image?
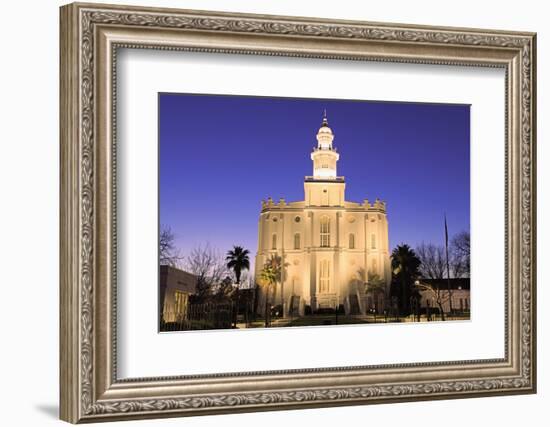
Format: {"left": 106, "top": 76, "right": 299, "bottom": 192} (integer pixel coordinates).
{"left": 311, "top": 111, "right": 339, "bottom": 178}
{"left": 304, "top": 111, "right": 346, "bottom": 207}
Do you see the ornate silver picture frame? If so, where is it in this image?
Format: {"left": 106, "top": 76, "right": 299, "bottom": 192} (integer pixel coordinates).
{"left": 60, "top": 2, "right": 536, "bottom": 423}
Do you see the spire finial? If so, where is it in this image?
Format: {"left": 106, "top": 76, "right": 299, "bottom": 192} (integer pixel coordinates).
{"left": 322, "top": 109, "right": 328, "bottom": 126}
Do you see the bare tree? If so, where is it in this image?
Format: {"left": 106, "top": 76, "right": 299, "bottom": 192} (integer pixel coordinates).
{"left": 159, "top": 226, "right": 183, "bottom": 267}
{"left": 415, "top": 281, "right": 449, "bottom": 321}
{"left": 451, "top": 231, "right": 470, "bottom": 278}
{"left": 450, "top": 254, "right": 467, "bottom": 279}
{"left": 416, "top": 243, "right": 446, "bottom": 280}
{"left": 417, "top": 235, "right": 470, "bottom": 280}
{"left": 415, "top": 243, "right": 449, "bottom": 320}
{"left": 415, "top": 233, "right": 470, "bottom": 319}
{"left": 185, "top": 244, "right": 229, "bottom": 300}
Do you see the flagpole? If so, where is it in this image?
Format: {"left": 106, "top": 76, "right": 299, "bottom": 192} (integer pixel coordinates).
{"left": 444, "top": 214, "right": 453, "bottom": 315}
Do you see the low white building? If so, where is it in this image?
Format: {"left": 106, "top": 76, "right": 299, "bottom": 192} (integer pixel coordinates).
{"left": 417, "top": 278, "right": 470, "bottom": 314}
{"left": 160, "top": 265, "right": 197, "bottom": 323}
{"left": 254, "top": 113, "right": 391, "bottom": 316}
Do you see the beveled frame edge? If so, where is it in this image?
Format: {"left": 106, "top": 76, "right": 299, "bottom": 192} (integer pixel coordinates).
{"left": 59, "top": 2, "right": 536, "bottom": 423}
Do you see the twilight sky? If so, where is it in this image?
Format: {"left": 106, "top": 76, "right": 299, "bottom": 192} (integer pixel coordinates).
{"left": 159, "top": 93, "right": 470, "bottom": 264}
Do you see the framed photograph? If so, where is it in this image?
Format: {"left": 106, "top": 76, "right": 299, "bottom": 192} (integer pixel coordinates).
{"left": 60, "top": 2, "right": 537, "bottom": 423}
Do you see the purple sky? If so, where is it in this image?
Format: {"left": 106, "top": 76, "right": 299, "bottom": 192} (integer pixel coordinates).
{"left": 159, "top": 93, "right": 470, "bottom": 263}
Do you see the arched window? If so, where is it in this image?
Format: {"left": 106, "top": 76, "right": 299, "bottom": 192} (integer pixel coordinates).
{"left": 349, "top": 233, "right": 355, "bottom": 249}
{"left": 320, "top": 216, "right": 330, "bottom": 247}
{"left": 272, "top": 233, "right": 277, "bottom": 250}
{"left": 319, "top": 260, "right": 330, "bottom": 293}
{"left": 294, "top": 233, "right": 301, "bottom": 250}
{"left": 371, "top": 233, "right": 377, "bottom": 249}
{"left": 371, "top": 258, "right": 378, "bottom": 275}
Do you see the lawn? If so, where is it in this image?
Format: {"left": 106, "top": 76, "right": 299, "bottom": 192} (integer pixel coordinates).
{"left": 282, "top": 315, "right": 371, "bottom": 327}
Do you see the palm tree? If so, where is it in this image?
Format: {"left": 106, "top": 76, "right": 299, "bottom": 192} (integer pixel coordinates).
{"left": 259, "top": 263, "right": 277, "bottom": 327}
{"left": 391, "top": 244, "right": 421, "bottom": 316}
{"left": 226, "top": 246, "right": 250, "bottom": 327}
{"left": 267, "top": 254, "right": 285, "bottom": 300}
{"left": 258, "top": 254, "right": 285, "bottom": 326}
{"left": 225, "top": 246, "right": 250, "bottom": 285}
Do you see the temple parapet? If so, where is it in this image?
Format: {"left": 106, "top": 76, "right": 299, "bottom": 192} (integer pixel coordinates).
{"left": 261, "top": 197, "right": 290, "bottom": 211}
{"left": 261, "top": 197, "right": 386, "bottom": 212}
{"left": 362, "top": 198, "right": 387, "bottom": 212}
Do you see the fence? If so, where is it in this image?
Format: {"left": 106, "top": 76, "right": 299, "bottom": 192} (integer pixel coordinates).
{"left": 161, "top": 302, "right": 235, "bottom": 332}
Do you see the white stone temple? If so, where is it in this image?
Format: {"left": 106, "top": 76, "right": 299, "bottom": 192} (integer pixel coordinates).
{"left": 254, "top": 112, "right": 391, "bottom": 316}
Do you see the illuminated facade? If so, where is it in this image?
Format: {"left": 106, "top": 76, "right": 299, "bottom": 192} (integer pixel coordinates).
{"left": 254, "top": 113, "right": 391, "bottom": 316}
